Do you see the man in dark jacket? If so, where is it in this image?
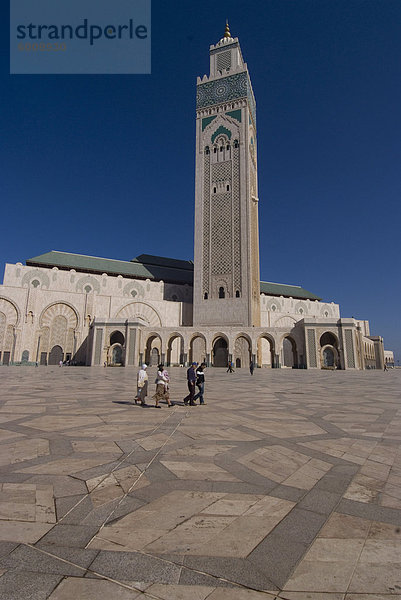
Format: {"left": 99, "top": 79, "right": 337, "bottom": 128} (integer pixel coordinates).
{"left": 194, "top": 362, "right": 206, "bottom": 405}
{"left": 184, "top": 362, "right": 197, "bottom": 406}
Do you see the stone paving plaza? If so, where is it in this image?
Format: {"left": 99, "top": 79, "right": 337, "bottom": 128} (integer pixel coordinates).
{"left": 0, "top": 366, "right": 400, "bottom": 599}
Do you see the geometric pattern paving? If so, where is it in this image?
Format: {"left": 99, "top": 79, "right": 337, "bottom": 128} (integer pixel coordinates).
{"left": 0, "top": 366, "right": 400, "bottom": 599}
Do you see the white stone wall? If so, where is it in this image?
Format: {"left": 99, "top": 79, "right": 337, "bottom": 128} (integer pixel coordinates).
{"left": 260, "top": 294, "right": 340, "bottom": 329}
{"left": 384, "top": 350, "right": 394, "bottom": 365}
{"left": 0, "top": 263, "right": 191, "bottom": 363}
{"left": 1, "top": 262, "right": 386, "bottom": 371}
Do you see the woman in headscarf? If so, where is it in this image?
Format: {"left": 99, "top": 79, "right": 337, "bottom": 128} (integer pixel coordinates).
{"left": 152, "top": 363, "right": 173, "bottom": 408}
{"left": 135, "top": 364, "right": 148, "bottom": 406}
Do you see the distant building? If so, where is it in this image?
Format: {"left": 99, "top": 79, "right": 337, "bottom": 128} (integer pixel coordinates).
{"left": 384, "top": 351, "right": 395, "bottom": 368}
{"left": 0, "top": 26, "right": 391, "bottom": 370}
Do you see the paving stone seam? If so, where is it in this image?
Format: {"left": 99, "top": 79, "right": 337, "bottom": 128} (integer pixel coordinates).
{"left": 342, "top": 516, "right": 373, "bottom": 598}
{"left": 336, "top": 498, "right": 401, "bottom": 525}
{"left": 118, "top": 547, "right": 277, "bottom": 594}
{"left": 245, "top": 466, "right": 359, "bottom": 588}
{"left": 14, "top": 542, "right": 278, "bottom": 598}
{"left": 22, "top": 542, "right": 165, "bottom": 600}
{"left": 56, "top": 407, "right": 184, "bottom": 526}
{"left": 84, "top": 407, "right": 192, "bottom": 548}
{"left": 223, "top": 427, "right": 368, "bottom": 468}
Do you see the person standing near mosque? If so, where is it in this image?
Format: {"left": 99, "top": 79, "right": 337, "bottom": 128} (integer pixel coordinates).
{"left": 184, "top": 362, "right": 197, "bottom": 405}
{"left": 135, "top": 364, "right": 148, "bottom": 406}
{"left": 194, "top": 362, "right": 207, "bottom": 405}
{"left": 153, "top": 364, "right": 173, "bottom": 408}
{"left": 162, "top": 365, "right": 173, "bottom": 406}
{"left": 249, "top": 360, "right": 254, "bottom": 375}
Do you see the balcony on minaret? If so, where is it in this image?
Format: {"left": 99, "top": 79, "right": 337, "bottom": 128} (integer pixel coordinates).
{"left": 211, "top": 137, "right": 231, "bottom": 163}
{"left": 211, "top": 180, "right": 231, "bottom": 195}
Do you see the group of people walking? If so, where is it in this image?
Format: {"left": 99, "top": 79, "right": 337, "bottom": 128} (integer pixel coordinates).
{"left": 134, "top": 362, "right": 207, "bottom": 408}
{"left": 183, "top": 362, "right": 206, "bottom": 406}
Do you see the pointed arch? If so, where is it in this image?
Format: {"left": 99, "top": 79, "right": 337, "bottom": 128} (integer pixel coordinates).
{"left": 233, "top": 334, "right": 251, "bottom": 368}
{"left": 273, "top": 315, "right": 297, "bottom": 328}
{"left": 0, "top": 297, "right": 19, "bottom": 326}
{"left": 257, "top": 333, "right": 275, "bottom": 368}
{"left": 143, "top": 332, "right": 162, "bottom": 366}
{"left": 189, "top": 333, "right": 207, "bottom": 365}
{"left": 281, "top": 335, "right": 298, "bottom": 368}
{"left": 115, "top": 302, "right": 162, "bottom": 327}
{"left": 40, "top": 302, "right": 78, "bottom": 329}
{"left": 166, "top": 332, "right": 184, "bottom": 366}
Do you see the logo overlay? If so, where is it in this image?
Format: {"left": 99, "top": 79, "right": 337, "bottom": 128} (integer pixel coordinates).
{"left": 10, "top": 0, "right": 151, "bottom": 74}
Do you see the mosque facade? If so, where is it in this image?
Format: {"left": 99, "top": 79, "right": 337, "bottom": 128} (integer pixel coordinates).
{"left": 0, "top": 26, "right": 393, "bottom": 370}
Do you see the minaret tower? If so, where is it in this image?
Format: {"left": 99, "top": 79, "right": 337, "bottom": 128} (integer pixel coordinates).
{"left": 193, "top": 23, "right": 261, "bottom": 327}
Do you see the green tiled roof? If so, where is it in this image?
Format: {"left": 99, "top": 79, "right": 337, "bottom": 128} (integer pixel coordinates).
{"left": 131, "top": 254, "right": 194, "bottom": 271}
{"left": 26, "top": 251, "right": 322, "bottom": 299}
{"left": 26, "top": 251, "right": 194, "bottom": 285}
{"left": 260, "top": 281, "right": 321, "bottom": 301}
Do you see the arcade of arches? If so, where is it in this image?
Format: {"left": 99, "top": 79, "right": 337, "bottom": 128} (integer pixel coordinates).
{"left": 136, "top": 328, "right": 376, "bottom": 370}
{"left": 138, "top": 332, "right": 307, "bottom": 369}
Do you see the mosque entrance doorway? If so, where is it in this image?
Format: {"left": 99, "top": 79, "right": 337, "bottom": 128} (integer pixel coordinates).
{"left": 323, "top": 347, "right": 335, "bottom": 367}
{"left": 111, "top": 345, "right": 123, "bottom": 366}
{"left": 150, "top": 348, "right": 160, "bottom": 366}
{"left": 213, "top": 338, "right": 228, "bottom": 367}
{"left": 49, "top": 345, "right": 63, "bottom": 365}
{"left": 109, "top": 331, "right": 125, "bottom": 366}
{"left": 282, "top": 337, "right": 298, "bottom": 368}
{"left": 320, "top": 332, "right": 340, "bottom": 369}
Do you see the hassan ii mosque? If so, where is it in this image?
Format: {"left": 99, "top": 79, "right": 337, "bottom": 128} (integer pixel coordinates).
{"left": 0, "top": 25, "right": 394, "bottom": 370}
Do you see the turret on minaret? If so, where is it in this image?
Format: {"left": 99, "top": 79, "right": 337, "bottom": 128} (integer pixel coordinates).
{"left": 193, "top": 26, "right": 261, "bottom": 327}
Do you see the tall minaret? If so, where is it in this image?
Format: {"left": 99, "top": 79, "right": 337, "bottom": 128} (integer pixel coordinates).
{"left": 193, "top": 24, "right": 260, "bottom": 327}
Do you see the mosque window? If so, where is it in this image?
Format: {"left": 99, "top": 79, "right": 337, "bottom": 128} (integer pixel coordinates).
{"left": 220, "top": 146, "right": 223, "bottom": 152}
{"left": 204, "top": 292, "right": 208, "bottom": 299}
{"left": 131, "top": 290, "right": 137, "bottom": 298}
{"left": 31, "top": 280, "right": 40, "bottom": 288}
{"left": 234, "top": 140, "right": 239, "bottom": 148}
{"left": 219, "top": 287, "right": 225, "bottom": 299}
{"left": 205, "top": 146, "right": 210, "bottom": 155}
{"left": 214, "top": 147, "right": 217, "bottom": 153}
{"left": 235, "top": 290, "right": 240, "bottom": 298}
{"left": 84, "top": 285, "right": 92, "bottom": 293}
{"left": 299, "top": 308, "right": 303, "bottom": 314}
{"left": 271, "top": 305, "right": 276, "bottom": 311}
{"left": 226, "top": 184, "right": 230, "bottom": 191}
{"left": 226, "top": 144, "right": 229, "bottom": 150}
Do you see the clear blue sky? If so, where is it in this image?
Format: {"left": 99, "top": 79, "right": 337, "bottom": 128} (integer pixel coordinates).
{"left": 1, "top": 1, "right": 400, "bottom": 360}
